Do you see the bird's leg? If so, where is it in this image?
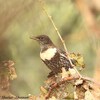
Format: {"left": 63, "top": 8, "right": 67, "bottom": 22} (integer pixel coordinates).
{"left": 47, "top": 71, "right": 55, "bottom": 78}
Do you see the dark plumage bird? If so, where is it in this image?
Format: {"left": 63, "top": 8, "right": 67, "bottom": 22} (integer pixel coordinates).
{"left": 31, "top": 35, "right": 76, "bottom": 77}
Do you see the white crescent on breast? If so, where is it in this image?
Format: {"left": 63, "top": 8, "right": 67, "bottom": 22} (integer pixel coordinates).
{"left": 40, "top": 48, "right": 57, "bottom": 60}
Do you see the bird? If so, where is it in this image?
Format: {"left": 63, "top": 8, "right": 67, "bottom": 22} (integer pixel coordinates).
{"left": 31, "top": 35, "right": 76, "bottom": 77}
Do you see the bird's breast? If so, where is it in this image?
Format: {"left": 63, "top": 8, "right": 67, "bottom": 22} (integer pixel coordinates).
{"left": 40, "top": 48, "right": 57, "bottom": 60}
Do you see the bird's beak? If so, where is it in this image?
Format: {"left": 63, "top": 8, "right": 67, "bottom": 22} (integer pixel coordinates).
{"left": 30, "top": 36, "right": 39, "bottom": 41}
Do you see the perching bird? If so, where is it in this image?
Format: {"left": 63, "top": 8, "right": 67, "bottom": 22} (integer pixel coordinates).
{"left": 31, "top": 35, "right": 76, "bottom": 77}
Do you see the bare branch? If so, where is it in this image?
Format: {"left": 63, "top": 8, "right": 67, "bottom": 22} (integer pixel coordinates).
{"left": 38, "top": 0, "right": 82, "bottom": 78}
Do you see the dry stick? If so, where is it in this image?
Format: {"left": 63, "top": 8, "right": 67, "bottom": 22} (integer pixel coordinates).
{"left": 39, "top": 0, "right": 82, "bottom": 78}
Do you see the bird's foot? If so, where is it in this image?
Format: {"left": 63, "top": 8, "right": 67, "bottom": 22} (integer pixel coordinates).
{"left": 47, "top": 71, "right": 55, "bottom": 78}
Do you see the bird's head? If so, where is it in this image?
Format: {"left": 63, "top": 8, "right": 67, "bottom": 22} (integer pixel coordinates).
{"left": 30, "top": 35, "right": 54, "bottom": 46}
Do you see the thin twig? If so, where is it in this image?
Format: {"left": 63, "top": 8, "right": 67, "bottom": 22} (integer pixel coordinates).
{"left": 39, "top": 0, "right": 82, "bottom": 78}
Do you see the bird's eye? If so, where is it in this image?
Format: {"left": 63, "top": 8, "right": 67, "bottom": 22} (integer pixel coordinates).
{"left": 40, "top": 37, "right": 44, "bottom": 40}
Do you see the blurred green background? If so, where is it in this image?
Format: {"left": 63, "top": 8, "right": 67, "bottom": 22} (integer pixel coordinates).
{"left": 0, "top": 0, "right": 98, "bottom": 96}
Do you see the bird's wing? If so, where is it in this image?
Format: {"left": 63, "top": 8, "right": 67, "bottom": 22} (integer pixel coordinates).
{"left": 57, "top": 49, "right": 76, "bottom": 64}
{"left": 57, "top": 48, "right": 68, "bottom": 57}
{"left": 57, "top": 48, "right": 78, "bottom": 75}
{"left": 57, "top": 48, "right": 76, "bottom": 66}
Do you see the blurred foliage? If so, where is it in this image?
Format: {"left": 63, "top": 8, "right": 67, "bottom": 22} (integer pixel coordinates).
{"left": 0, "top": 60, "right": 16, "bottom": 97}
{"left": 0, "top": 0, "right": 97, "bottom": 96}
